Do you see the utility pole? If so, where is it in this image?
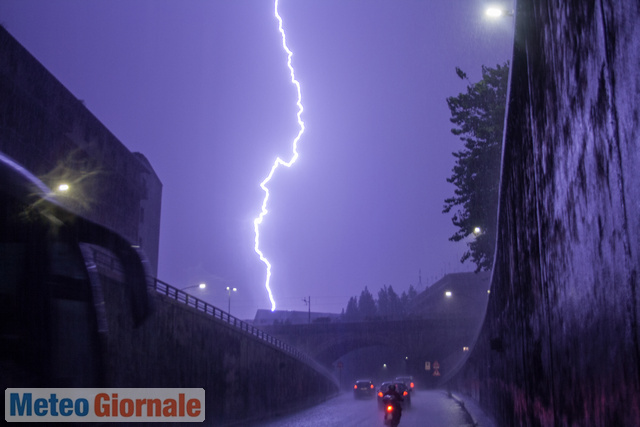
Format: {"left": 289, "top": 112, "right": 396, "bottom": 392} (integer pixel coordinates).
{"left": 303, "top": 296, "right": 310, "bottom": 324}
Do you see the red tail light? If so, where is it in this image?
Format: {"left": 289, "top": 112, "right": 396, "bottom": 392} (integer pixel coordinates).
{"left": 354, "top": 385, "right": 357, "bottom": 389}
{"left": 386, "top": 405, "right": 394, "bottom": 413}
{"left": 378, "top": 392, "right": 383, "bottom": 397}
{"left": 410, "top": 382, "right": 414, "bottom": 388}
{"left": 370, "top": 384, "right": 374, "bottom": 389}
{"left": 403, "top": 391, "right": 408, "bottom": 396}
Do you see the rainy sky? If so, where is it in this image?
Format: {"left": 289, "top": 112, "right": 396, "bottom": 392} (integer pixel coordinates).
{"left": 0, "top": 0, "right": 514, "bottom": 320}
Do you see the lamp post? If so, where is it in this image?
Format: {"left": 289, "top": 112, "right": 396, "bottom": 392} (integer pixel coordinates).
{"left": 303, "top": 296, "right": 311, "bottom": 324}
{"left": 180, "top": 283, "right": 206, "bottom": 292}
{"left": 226, "top": 286, "right": 237, "bottom": 314}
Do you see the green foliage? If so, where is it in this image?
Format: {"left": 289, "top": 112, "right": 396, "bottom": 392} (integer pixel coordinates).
{"left": 443, "top": 63, "right": 509, "bottom": 271}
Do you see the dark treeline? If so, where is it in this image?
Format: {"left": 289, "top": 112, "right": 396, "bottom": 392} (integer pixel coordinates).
{"left": 341, "top": 285, "right": 418, "bottom": 322}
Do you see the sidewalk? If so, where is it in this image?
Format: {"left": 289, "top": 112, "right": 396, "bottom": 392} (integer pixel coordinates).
{"left": 448, "top": 392, "right": 497, "bottom": 427}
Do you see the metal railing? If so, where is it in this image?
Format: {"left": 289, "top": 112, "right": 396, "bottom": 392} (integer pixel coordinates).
{"left": 152, "top": 278, "right": 317, "bottom": 366}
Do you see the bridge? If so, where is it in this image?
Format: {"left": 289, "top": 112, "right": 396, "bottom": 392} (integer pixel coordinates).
{"left": 264, "top": 317, "right": 481, "bottom": 387}
{"left": 265, "top": 318, "right": 471, "bottom": 366}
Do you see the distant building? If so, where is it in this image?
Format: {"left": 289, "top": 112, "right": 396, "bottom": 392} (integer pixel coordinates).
{"left": 253, "top": 309, "right": 341, "bottom": 326}
{"left": 0, "top": 27, "right": 162, "bottom": 275}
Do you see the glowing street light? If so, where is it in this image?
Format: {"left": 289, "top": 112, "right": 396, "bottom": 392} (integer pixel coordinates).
{"left": 57, "top": 183, "right": 70, "bottom": 192}
{"left": 181, "top": 283, "right": 206, "bottom": 291}
{"left": 485, "top": 6, "right": 514, "bottom": 18}
{"left": 226, "top": 286, "right": 237, "bottom": 314}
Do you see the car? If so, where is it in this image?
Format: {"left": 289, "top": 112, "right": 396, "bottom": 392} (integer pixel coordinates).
{"left": 353, "top": 379, "right": 376, "bottom": 398}
{"left": 394, "top": 376, "right": 415, "bottom": 392}
{"left": 377, "top": 381, "right": 411, "bottom": 409}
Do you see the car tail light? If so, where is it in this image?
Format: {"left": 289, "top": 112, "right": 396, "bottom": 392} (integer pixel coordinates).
{"left": 354, "top": 385, "right": 357, "bottom": 389}
{"left": 378, "top": 392, "right": 383, "bottom": 397}
{"left": 403, "top": 391, "right": 408, "bottom": 396}
{"left": 410, "top": 382, "right": 414, "bottom": 388}
{"left": 370, "top": 384, "right": 374, "bottom": 389}
{"left": 386, "top": 405, "right": 394, "bottom": 413}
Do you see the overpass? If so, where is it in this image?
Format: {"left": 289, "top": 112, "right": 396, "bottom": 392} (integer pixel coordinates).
{"left": 264, "top": 317, "right": 483, "bottom": 388}
{"left": 264, "top": 318, "right": 474, "bottom": 367}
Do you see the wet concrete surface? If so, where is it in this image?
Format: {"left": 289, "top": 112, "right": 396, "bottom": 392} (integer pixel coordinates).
{"left": 253, "top": 389, "right": 481, "bottom": 427}
{"left": 450, "top": 0, "right": 640, "bottom": 425}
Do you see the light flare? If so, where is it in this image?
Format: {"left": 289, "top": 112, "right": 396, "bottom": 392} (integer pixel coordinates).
{"left": 253, "top": 0, "right": 305, "bottom": 311}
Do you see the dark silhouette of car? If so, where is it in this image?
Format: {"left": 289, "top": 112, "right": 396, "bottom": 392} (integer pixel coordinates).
{"left": 353, "top": 379, "right": 376, "bottom": 398}
{"left": 395, "top": 376, "right": 415, "bottom": 392}
{"left": 377, "top": 381, "right": 411, "bottom": 408}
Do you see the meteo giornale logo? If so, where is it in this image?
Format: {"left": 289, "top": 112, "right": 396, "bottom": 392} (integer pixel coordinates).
{"left": 5, "top": 388, "right": 205, "bottom": 422}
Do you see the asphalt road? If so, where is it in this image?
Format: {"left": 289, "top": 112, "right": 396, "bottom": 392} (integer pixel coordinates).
{"left": 254, "top": 389, "right": 477, "bottom": 427}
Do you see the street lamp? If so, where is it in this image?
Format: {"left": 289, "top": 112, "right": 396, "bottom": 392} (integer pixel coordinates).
{"left": 485, "top": 6, "right": 514, "bottom": 18}
{"left": 180, "top": 283, "right": 206, "bottom": 291}
{"left": 226, "top": 286, "right": 237, "bottom": 314}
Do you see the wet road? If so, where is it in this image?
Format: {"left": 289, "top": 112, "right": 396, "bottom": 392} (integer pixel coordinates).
{"left": 254, "top": 389, "right": 475, "bottom": 427}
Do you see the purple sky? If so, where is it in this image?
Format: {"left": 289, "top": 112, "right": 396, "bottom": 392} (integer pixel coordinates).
{"left": 0, "top": 0, "right": 514, "bottom": 320}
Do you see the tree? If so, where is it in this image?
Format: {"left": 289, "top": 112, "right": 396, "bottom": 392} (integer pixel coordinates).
{"left": 358, "top": 287, "right": 377, "bottom": 320}
{"left": 406, "top": 284, "right": 417, "bottom": 301}
{"left": 344, "top": 296, "right": 360, "bottom": 321}
{"left": 377, "top": 285, "right": 402, "bottom": 319}
{"left": 341, "top": 284, "right": 420, "bottom": 321}
{"left": 443, "top": 62, "right": 509, "bottom": 271}
{"left": 399, "top": 285, "right": 417, "bottom": 317}
{"left": 385, "top": 285, "right": 402, "bottom": 319}
{"left": 377, "top": 286, "right": 391, "bottom": 318}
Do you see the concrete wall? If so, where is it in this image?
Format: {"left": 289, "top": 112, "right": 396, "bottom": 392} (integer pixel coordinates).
{"left": 99, "top": 273, "right": 338, "bottom": 425}
{"left": 450, "top": 1, "right": 640, "bottom": 425}
{"left": 0, "top": 26, "right": 162, "bottom": 275}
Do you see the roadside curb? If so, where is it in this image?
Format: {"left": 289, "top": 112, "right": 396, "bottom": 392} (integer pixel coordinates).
{"left": 446, "top": 391, "right": 496, "bottom": 427}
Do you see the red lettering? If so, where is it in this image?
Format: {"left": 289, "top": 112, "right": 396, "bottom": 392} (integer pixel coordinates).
{"left": 147, "top": 399, "right": 161, "bottom": 417}
{"left": 162, "top": 399, "right": 177, "bottom": 417}
{"left": 120, "top": 398, "right": 134, "bottom": 417}
{"left": 135, "top": 399, "right": 145, "bottom": 417}
{"left": 112, "top": 394, "right": 118, "bottom": 417}
{"left": 187, "top": 399, "right": 201, "bottom": 417}
{"left": 95, "top": 394, "right": 110, "bottom": 417}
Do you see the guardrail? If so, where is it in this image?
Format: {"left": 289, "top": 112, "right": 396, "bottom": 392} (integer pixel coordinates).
{"left": 152, "top": 278, "right": 327, "bottom": 370}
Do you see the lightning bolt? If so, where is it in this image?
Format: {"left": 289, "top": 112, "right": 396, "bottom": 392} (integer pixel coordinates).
{"left": 253, "top": 0, "right": 305, "bottom": 311}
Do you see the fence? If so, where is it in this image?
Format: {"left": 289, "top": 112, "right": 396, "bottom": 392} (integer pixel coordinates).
{"left": 152, "top": 278, "right": 310, "bottom": 359}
